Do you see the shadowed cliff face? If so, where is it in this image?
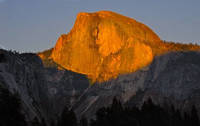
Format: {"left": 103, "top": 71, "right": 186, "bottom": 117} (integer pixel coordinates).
{"left": 48, "top": 11, "right": 161, "bottom": 82}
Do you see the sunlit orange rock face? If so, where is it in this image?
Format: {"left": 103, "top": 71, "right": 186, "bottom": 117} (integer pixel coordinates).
{"left": 48, "top": 11, "right": 162, "bottom": 82}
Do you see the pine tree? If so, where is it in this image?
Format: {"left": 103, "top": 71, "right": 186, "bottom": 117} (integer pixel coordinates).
{"left": 31, "top": 117, "right": 40, "bottom": 126}
{"left": 58, "top": 106, "right": 77, "bottom": 126}
{"left": 0, "top": 85, "right": 27, "bottom": 126}
{"left": 190, "top": 105, "right": 199, "bottom": 126}
{"left": 41, "top": 118, "right": 47, "bottom": 126}
{"left": 50, "top": 121, "right": 55, "bottom": 126}
{"left": 80, "top": 116, "right": 88, "bottom": 126}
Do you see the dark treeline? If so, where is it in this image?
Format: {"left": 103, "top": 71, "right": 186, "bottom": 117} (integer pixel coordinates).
{"left": 89, "top": 98, "right": 200, "bottom": 126}
{"left": 0, "top": 84, "right": 199, "bottom": 126}
{"left": 47, "top": 97, "right": 200, "bottom": 126}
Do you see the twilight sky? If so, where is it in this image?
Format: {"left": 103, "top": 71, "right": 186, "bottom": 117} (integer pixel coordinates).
{"left": 0, "top": 0, "right": 200, "bottom": 52}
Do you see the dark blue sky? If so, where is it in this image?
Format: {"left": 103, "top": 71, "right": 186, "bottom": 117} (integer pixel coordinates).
{"left": 0, "top": 0, "right": 200, "bottom": 52}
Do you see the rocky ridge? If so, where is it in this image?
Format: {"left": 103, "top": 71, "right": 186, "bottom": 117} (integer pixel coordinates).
{"left": 39, "top": 11, "right": 161, "bottom": 82}
{"left": 1, "top": 10, "right": 200, "bottom": 125}
{"left": 39, "top": 11, "right": 200, "bottom": 82}
{"left": 0, "top": 49, "right": 89, "bottom": 124}
{"left": 72, "top": 51, "right": 200, "bottom": 118}
{"left": 2, "top": 49, "right": 200, "bottom": 123}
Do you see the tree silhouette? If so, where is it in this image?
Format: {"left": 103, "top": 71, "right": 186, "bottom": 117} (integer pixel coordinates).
{"left": 80, "top": 116, "right": 88, "bottom": 126}
{"left": 0, "top": 85, "right": 27, "bottom": 126}
{"left": 41, "top": 118, "right": 47, "bottom": 126}
{"left": 58, "top": 106, "right": 77, "bottom": 126}
{"left": 190, "top": 105, "right": 199, "bottom": 126}
{"left": 90, "top": 97, "right": 200, "bottom": 126}
{"left": 31, "top": 117, "right": 40, "bottom": 126}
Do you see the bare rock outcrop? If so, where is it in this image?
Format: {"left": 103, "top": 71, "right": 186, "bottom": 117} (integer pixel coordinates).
{"left": 50, "top": 11, "right": 161, "bottom": 82}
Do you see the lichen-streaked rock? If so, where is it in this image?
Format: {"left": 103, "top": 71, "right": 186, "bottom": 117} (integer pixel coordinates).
{"left": 50, "top": 11, "right": 160, "bottom": 82}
